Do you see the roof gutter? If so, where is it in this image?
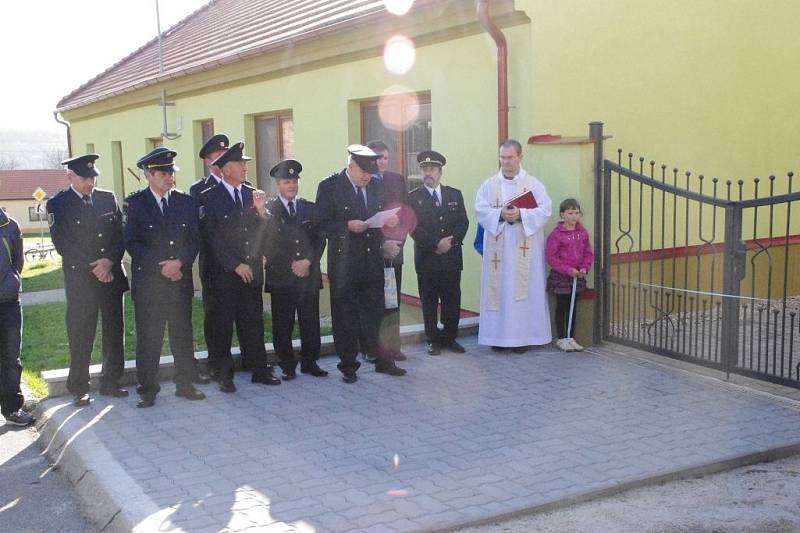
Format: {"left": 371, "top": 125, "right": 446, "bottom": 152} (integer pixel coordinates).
{"left": 477, "top": 0, "right": 509, "bottom": 145}
{"left": 52, "top": 111, "right": 72, "bottom": 158}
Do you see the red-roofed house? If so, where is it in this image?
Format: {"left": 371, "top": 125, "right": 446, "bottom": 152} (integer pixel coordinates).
{"left": 54, "top": 0, "right": 800, "bottom": 314}
{"left": 0, "top": 170, "right": 68, "bottom": 232}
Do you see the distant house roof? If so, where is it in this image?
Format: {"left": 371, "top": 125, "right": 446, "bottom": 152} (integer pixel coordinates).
{"left": 57, "top": 0, "right": 438, "bottom": 112}
{"left": 0, "top": 170, "right": 67, "bottom": 201}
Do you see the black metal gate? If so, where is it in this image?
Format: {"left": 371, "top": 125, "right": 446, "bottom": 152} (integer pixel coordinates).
{"left": 591, "top": 123, "right": 800, "bottom": 388}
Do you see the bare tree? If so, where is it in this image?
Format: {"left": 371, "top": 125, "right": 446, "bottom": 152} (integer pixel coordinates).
{"left": 0, "top": 155, "right": 18, "bottom": 170}
{"left": 41, "top": 147, "right": 68, "bottom": 169}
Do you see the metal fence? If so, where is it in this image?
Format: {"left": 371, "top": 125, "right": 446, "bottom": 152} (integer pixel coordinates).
{"left": 592, "top": 124, "right": 800, "bottom": 388}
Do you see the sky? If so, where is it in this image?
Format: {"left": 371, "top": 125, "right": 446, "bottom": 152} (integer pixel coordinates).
{"left": 1, "top": 0, "right": 211, "bottom": 134}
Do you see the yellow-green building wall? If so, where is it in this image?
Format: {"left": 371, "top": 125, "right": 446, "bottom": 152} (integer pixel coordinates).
{"left": 63, "top": 0, "right": 800, "bottom": 313}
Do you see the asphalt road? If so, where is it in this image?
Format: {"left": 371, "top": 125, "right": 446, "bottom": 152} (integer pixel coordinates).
{"left": 0, "top": 412, "right": 88, "bottom": 533}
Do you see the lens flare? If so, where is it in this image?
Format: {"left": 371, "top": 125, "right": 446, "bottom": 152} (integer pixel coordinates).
{"left": 377, "top": 86, "right": 420, "bottom": 131}
{"left": 383, "top": 35, "right": 416, "bottom": 75}
{"left": 393, "top": 453, "right": 400, "bottom": 468}
{"left": 384, "top": 0, "right": 414, "bottom": 16}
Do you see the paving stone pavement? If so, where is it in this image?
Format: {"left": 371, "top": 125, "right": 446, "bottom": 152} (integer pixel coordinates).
{"left": 35, "top": 336, "right": 800, "bottom": 532}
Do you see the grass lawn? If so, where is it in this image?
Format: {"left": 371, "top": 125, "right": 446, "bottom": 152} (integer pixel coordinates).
{"left": 22, "top": 294, "right": 332, "bottom": 395}
{"left": 21, "top": 233, "right": 64, "bottom": 292}
{"left": 21, "top": 257, "right": 64, "bottom": 292}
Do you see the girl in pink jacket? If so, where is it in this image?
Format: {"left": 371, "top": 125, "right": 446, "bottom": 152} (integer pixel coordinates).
{"left": 546, "top": 198, "right": 594, "bottom": 351}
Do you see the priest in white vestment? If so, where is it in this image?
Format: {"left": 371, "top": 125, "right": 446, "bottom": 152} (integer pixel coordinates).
{"left": 475, "top": 140, "right": 552, "bottom": 350}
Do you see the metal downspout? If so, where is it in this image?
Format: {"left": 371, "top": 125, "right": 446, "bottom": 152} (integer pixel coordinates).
{"left": 53, "top": 111, "right": 72, "bottom": 158}
{"left": 477, "top": 0, "right": 509, "bottom": 144}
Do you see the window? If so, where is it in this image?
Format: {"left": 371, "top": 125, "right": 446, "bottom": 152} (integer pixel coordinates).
{"left": 361, "top": 93, "right": 431, "bottom": 189}
{"left": 254, "top": 113, "right": 294, "bottom": 195}
{"left": 29, "top": 205, "right": 47, "bottom": 222}
{"left": 111, "top": 141, "right": 125, "bottom": 198}
{"left": 86, "top": 143, "right": 95, "bottom": 154}
{"left": 147, "top": 137, "right": 163, "bottom": 151}
{"left": 200, "top": 120, "right": 214, "bottom": 176}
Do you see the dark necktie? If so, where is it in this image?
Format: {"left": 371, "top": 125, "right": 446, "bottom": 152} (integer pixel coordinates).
{"left": 432, "top": 190, "right": 440, "bottom": 208}
{"left": 160, "top": 197, "right": 168, "bottom": 217}
{"left": 82, "top": 194, "right": 92, "bottom": 206}
{"left": 234, "top": 188, "right": 243, "bottom": 210}
{"left": 358, "top": 187, "right": 367, "bottom": 217}
{"left": 287, "top": 200, "right": 295, "bottom": 218}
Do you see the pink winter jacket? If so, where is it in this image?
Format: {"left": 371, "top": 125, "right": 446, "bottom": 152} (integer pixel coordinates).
{"left": 545, "top": 222, "right": 594, "bottom": 275}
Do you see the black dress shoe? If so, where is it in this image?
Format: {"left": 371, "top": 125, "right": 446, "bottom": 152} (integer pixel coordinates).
{"left": 342, "top": 372, "right": 358, "bottom": 384}
{"left": 73, "top": 393, "right": 92, "bottom": 407}
{"left": 301, "top": 363, "right": 328, "bottom": 377}
{"left": 445, "top": 340, "right": 466, "bottom": 354}
{"left": 192, "top": 371, "right": 212, "bottom": 385}
{"left": 427, "top": 342, "right": 442, "bottom": 356}
{"left": 491, "top": 346, "right": 507, "bottom": 352}
{"left": 219, "top": 379, "right": 236, "bottom": 393}
{"left": 136, "top": 396, "right": 156, "bottom": 408}
{"left": 392, "top": 350, "right": 407, "bottom": 361}
{"left": 282, "top": 369, "right": 297, "bottom": 381}
{"left": 252, "top": 370, "right": 281, "bottom": 385}
{"left": 512, "top": 346, "right": 529, "bottom": 354}
{"left": 175, "top": 384, "right": 206, "bottom": 401}
{"left": 99, "top": 386, "right": 129, "bottom": 398}
{"left": 375, "top": 363, "right": 407, "bottom": 376}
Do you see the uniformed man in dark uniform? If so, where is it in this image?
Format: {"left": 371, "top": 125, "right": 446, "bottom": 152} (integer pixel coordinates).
{"left": 200, "top": 142, "right": 280, "bottom": 392}
{"left": 123, "top": 148, "right": 206, "bottom": 408}
{"left": 316, "top": 145, "right": 406, "bottom": 383}
{"left": 408, "top": 150, "right": 469, "bottom": 355}
{"left": 48, "top": 154, "right": 128, "bottom": 406}
{"left": 366, "top": 140, "right": 414, "bottom": 363}
{"left": 263, "top": 159, "right": 328, "bottom": 380}
{"left": 189, "top": 133, "right": 230, "bottom": 383}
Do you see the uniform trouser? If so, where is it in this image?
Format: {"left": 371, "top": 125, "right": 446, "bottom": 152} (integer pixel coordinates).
{"left": 377, "top": 264, "right": 402, "bottom": 356}
{"left": 0, "top": 301, "right": 24, "bottom": 417}
{"left": 330, "top": 277, "right": 384, "bottom": 374}
{"left": 202, "top": 285, "right": 248, "bottom": 373}
{"left": 209, "top": 283, "right": 269, "bottom": 380}
{"left": 201, "top": 285, "right": 216, "bottom": 367}
{"left": 270, "top": 289, "right": 321, "bottom": 372}
{"left": 134, "top": 284, "right": 195, "bottom": 397}
{"left": 65, "top": 275, "right": 125, "bottom": 396}
{"left": 417, "top": 270, "right": 462, "bottom": 345}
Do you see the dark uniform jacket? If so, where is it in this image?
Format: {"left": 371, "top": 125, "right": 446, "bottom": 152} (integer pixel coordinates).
{"left": 122, "top": 189, "right": 199, "bottom": 299}
{"left": 408, "top": 185, "right": 469, "bottom": 273}
{"left": 200, "top": 182, "right": 272, "bottom": 288}
{"left": 316, "top": 169, "right": 386, "bottom": 286}
{"left": 47, "top": 187, "right": 129, "bottom": 292}
{"left": 263, "top": 197, "right": 324, "bottom": 294}
{"left": 190, "top": 175, "right": 220, "bottom": 284}
{"left": 0, "top": 210, "right": 23, "bottom": 303}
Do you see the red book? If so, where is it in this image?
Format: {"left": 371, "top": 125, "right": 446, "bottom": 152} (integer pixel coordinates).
{"left": 507, "top": 190, "right": 538, "bottom": 209}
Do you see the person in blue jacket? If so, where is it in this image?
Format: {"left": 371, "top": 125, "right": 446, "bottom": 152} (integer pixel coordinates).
{"left": 123, "top": 148, "right": 206, "bottom": 408}
{"left": 0, "top": 208, "right": 34, "bottom": 426}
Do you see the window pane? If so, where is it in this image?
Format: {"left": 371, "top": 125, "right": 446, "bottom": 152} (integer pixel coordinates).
{"left": 362, "top": 104, "right": 401, "bottom": 173}
{"left": 404, "top": 101, "right": 431, "bottom": 186}
{"left": 201, "top": 121, "right": 214, "bottom": 143}
{"left": 281, "top": 118, "right": 295, "bottom": 159}
{"left": 201, "top": 121, "right": 215, "bottom": 176}
{"left": 255, "top": 117, "right": 280, "bottom": 194}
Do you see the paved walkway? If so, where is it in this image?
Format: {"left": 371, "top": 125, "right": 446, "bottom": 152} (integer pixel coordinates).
{"left": 36, "top": 337, "right": 800, "bottom": 532}
{"left": 20, "top": 288, "right": 66, "bottom": 305}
